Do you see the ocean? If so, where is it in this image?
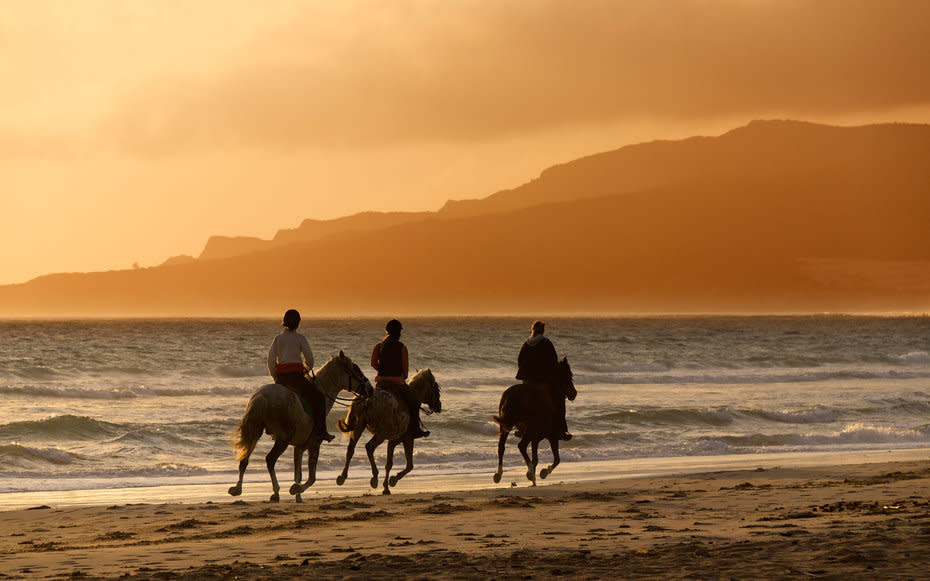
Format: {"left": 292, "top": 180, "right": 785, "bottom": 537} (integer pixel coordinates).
{"left": 1, "top": 316, "right": 929, "bottom": 507}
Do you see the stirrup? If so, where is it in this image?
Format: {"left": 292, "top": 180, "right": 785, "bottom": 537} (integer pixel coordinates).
{"left": 559, "top": 432, "right": 573, "bottom": 441}
{"left": 412, "top": 428, "right": 430, "bottom": 439}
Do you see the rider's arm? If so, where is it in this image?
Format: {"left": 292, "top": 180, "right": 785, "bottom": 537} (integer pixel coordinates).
{"left": 267, "top": 337, "right": 278, "bottom": 379}
{"left": 300, "top": 334, "right": 314, "bottom": 371}
{"left": 516, "top": 342, "right": 528, "bottom": 379}
{"left": 370, "top": 343, "right": 381, "bottom": 373}
{"left": 401, "top": 344, "right": 409, "bottom": 381}
{"left": 542, "top": 338, "right": 558, "bottom": 366}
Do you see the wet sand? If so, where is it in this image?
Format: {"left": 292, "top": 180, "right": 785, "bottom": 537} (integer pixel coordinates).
{"left": 2, "top": 458, "right": 930, "bottom": 579}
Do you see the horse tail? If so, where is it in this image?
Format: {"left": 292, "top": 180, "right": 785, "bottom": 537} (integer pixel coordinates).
{"left": 492, "top": 409, "right": 514, "bottom": 429}
{"left": 493, "top": 390, "right": 515, "bottom": 431}
{"left": 233, "top": 394, "right": 266, "bottom": 462}
{"left": 338, "top": 396, "right": 368, "bottom": 433}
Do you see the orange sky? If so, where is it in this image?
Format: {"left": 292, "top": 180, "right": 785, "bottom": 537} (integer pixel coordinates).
{"left": 2, "top": 0, "right": 929, "bottom": 286}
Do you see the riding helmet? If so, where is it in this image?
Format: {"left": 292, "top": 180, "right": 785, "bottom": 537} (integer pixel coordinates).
{"left": 385, "top": 319, "right": 403, "bottom": 336}
{"left": 283, "top": 309, "right": 301, "bottom": 330}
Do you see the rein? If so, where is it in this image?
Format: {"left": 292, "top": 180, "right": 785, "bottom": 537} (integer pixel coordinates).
{"left": 320, "top": 367, "right": 369, "bottom": 408}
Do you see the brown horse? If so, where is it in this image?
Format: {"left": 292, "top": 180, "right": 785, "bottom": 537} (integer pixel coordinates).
{"left": 335, "top": 368, "right": 441, "bottom": 494}
{"left": 492, "top": 358, "right": 576, "bottom": 486}
{"left": 228, "top": 351, "right": 372, "bottom": 502}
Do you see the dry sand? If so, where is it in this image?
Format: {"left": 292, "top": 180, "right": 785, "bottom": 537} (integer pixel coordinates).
{"left": 2, "top": 459, "right": 930, "bottom": 580}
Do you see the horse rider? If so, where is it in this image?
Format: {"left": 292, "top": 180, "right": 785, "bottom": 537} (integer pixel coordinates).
{"left": 370, "top": 319, "right": 430, "bottom": 439}
{"left": 268, "top": 309, "right": 335, "bottom": 442}
{"left": 516, "top": 320, "right": 571, "bottom": 440}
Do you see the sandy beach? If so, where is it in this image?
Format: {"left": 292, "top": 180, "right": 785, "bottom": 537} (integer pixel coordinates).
{"left": 2, "top": 456, "right": 929, "bottom": 580}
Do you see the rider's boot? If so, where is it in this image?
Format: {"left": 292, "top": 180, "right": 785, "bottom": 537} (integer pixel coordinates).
{"left": 409, "top": 407, "right": 429, "bottom": 439}
{"left": 313, "top": 399, "right": 335, "bottom": 442}
{"left": 316, "top": 425, "right": 336, "bottom": 442}
{"left": 559, "top": 414, "right": 572, "bottom": 440}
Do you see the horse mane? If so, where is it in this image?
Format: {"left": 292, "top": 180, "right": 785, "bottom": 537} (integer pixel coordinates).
{"left": 411, "top": 367, "right": 439, "bottom": 392}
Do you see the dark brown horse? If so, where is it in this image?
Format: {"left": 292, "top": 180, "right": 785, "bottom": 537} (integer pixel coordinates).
{"left": 492, "top": 358, "right": 576, "bottom": 486}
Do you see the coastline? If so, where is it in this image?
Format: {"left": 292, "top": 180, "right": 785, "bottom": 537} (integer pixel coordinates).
{"left": 3, "top": 451, "right": 930, "bottom": 579}
{"left": 3, "top": 447, "right": 929, "bottom": 511}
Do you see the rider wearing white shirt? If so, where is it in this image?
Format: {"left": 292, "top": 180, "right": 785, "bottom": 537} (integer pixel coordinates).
{"left": 268, "top": 309, "right": 334, "bottom": 442}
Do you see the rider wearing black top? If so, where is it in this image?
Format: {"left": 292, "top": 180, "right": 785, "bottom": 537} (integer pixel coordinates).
{"left": 371, "top": 319, "right": 429, "bottom": 439}
{"left": 516, "top": 320, "right": 571, "bottom": 440}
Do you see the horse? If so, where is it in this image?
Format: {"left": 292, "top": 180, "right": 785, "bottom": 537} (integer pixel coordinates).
{"left": 228, "top": 350, "right": 372, "bottom": 502}
{"left": 335, "top": 368, "right": 441, "bottom": 495}
{"left": 492, "top": 357, "right": 576, "bottom": 486}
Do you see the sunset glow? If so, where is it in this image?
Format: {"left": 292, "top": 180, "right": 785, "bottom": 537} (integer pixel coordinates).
{"left": 1, "top": 1, "right": 928, "bottom": 316}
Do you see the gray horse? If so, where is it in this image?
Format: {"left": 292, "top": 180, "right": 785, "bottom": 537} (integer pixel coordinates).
{"left": 335, "top": 368, "right": 441, "bottom": 494}
{"left": 228, "top": 351, "right": 372, "bottom": 502}
{"left": 493, "top": 358, "right": 576, "bottom": 486}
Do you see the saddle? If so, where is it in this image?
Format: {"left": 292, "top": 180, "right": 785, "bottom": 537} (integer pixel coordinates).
{"left": 281, "top": 377, "right": 316, "bottom": 416}
{"left": 376, "top": 381, "right": 405, "bottom": 400}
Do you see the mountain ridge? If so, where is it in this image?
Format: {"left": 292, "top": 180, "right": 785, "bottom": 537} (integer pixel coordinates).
{"left": 3, "top": 119, "right": 929, "bottom": 316}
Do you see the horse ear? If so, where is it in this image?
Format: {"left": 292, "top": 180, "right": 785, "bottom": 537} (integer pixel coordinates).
{"left": 339, "top": 350, "right": 344, "bottom": 357}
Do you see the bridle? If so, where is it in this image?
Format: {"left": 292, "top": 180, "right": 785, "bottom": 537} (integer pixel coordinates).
{"left": 328, "top": 361, "right": 371, "bottom": 407}
{"left": 420, "top": 378, "right": 440, "bottom": 415}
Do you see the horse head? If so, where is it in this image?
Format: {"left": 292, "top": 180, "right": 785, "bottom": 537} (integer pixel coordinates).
{"left": 411, "top": 368, "right": 442, "bottom": 413}
{"left": 557, "top": 357, "right": 577, "bottom": 401}
{"left": 333, "top": 350, "right": 373, "bottom": 397}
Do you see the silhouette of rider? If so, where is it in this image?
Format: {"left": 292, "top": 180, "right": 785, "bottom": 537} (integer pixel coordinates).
{"left": 268, "top": 309, "right": 335, "bottom": 442}
{"left": 516, "top": 320, "right": 571, "bottom": 440}
{"left": 371, "top": 319, "right": 429, "bottom": 439}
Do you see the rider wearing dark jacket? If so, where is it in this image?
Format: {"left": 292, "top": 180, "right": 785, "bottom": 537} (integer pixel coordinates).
{"left": 516, "top": 320, "right": 570, "bottom": 440}
{"left": 371, "top": 319, "right": 429, "bottom": 439}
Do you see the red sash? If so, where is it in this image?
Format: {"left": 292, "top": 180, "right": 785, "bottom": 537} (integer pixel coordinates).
{"left": 275, "top": 362, "right": 306, "bottom": 374}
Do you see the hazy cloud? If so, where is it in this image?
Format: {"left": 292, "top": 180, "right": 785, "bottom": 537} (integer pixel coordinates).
{"left": 16, "top": 0, "right": 930, "bottom": 155}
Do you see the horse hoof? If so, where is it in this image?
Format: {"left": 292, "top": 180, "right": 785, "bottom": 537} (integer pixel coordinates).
{"left": 540, "top": 468, "right": 550, "bottom": 479}
{"left": 295, "top": 494, "right": 303, "bottom": 503}
{"left": 493, "top": 473, "right": 502, "bottom": 484}
{"left": 228, "top": 485, "right": 242, "bottom": 496}
{"left": 269, "top": 494, "right": 280, "bottom": 503}
{"left": 370, "top": 477, "right": 378, "bottom": 489}
{"left": 382, "top": 488, "right": 391, "bottom": 495}
{"left": 389, "top": 476, "right": 398, "bottom": 487}
{"left": 336, "top": 475, "right": 346, "bottom": 486}
{"left": 289, "top": 483, "right": 302, "bottom": 495}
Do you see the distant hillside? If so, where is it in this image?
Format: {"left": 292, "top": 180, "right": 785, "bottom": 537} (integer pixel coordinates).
{"left": 188, "top": 119, "right": 930, "bottom": 264}
{"left": 192, "top": 212, "right": 432, "bottom": 263}
{"left": 2, "top": 120, "right": 928, "bottom": 316}
{"left": 439, "top": 119, "right": 930, "bottom": 217}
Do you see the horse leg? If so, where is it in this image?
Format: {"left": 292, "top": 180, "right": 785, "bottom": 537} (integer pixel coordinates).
{"left": 492, "top": 428, "right": 511, "bottom": 483}
{"left": 493, "top": 430, "right": 509, "bottom": 483}
{"left": 290, "top": 446, "right": 304, "bottom": 502}
{"left": 530, "top": 439, "right": 540, "bottom": 484}
{"left": 540, "top": 437, "right": 560, "bottom": 480}
{"left": 228, "top": 455, "right": 249, "bottom": 497}
{"left": 382, "top": 440, "right": 397, "bottom": 495}
{"left": 365, "top": 435, "right": 385, "bottom": 489}
{"left": 265, "top": 439, "right": 289, "bottom": 502}
{"left": 390, "top": 438, "right": 414, "bottom": 487}
{"left": 292, "top": 441, "right": 320, "bottom": 497}
{"left": 517, "top": 437, "right": 536, "bottom": 486}
{"left": 336, "top": 428, "right": 363, "bottom": 486}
